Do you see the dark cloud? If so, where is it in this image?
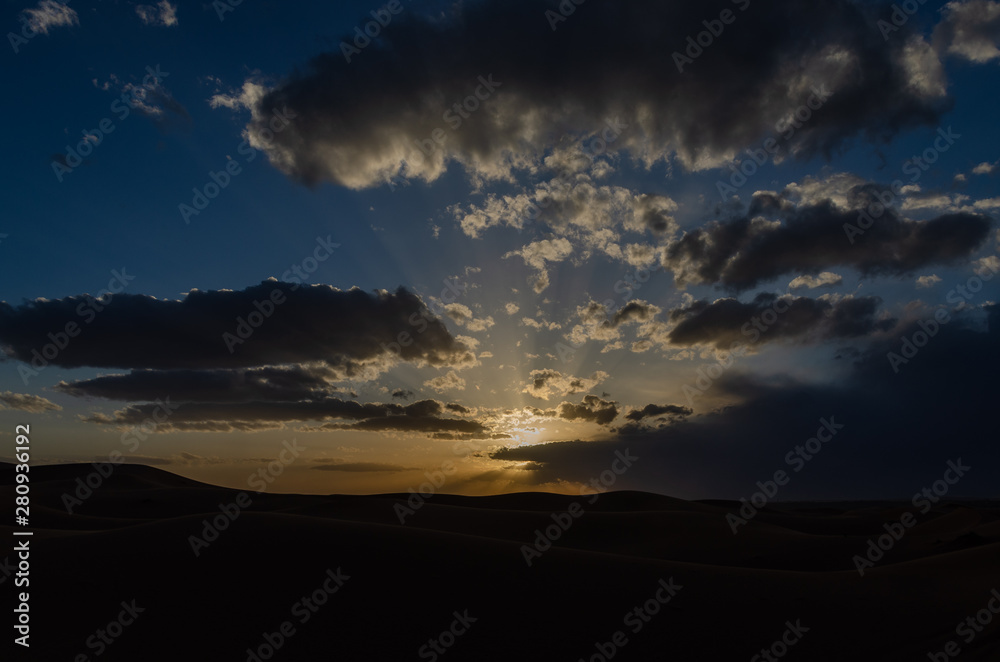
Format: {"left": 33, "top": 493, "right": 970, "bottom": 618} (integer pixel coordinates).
{"left": 577, "top": 300, "right": 660, "bottom": 334}
{"left": 55, "top": 365, "right": 335, "bottom": 402}
{"left": 667, "top": 293, "right": 895, "bottom": 350}
{"left": 624, "top": 404, "right": 693, "bottom": 422}
{"left": 615, "top": 404, "right": 693, "bottom": 435}
{"left": 399, "top": 399, "right": 443, "bottom": 417}
{"left": 610, "top": 301, "right": 659, "bottom": 327}
{"left": 489, "top": 304, "right": 1000, "bottom": 500}
{"left": 445, "top": 402, "right": 471, "bottom": 414}
{"left": 241, "top": 0, "right": 951, "bottom": 189}
{"left": 557, "top": 395, "right": 619, "bottom": 426}
{"left": 82, "top": 396, "right": 484, "bottom": 435}
{"left": 0, "top": 281, "right": 475, "bottom": 373}
{"left": 570, "top": 291, "right": 897, "bottom": 354}
{"left": 392, "top": 389, "right": 414, "bottom": 400}
{"left": 666, "top": 190, "right": 992, "bottom": 292}
{"left": 141, "top": 420, "right": 286, "bottom": 433}
{"left": 313, "top": 416, "right": 488, "bottom": 435}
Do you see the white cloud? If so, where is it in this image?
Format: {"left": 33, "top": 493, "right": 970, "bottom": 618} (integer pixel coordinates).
{"left": 443, "top": 303, "right": 494, "bottom": 332}
{"left": 424, "top": 370, "right": 466, "bottom": 393}
{"left": 782, "top": 173, "right": 868, "bottom": 209}
{"left": 503, "top": 238, "right": 573, "bottom": 293}
{"left": 136, "top": 1, "right": 178, "bottom": 27}
{"left": 916, "top": 274, "right": 942, "bottom": 289}
{"left": 455, "top": 175, "right": 677, "bottom": 240}
{"left": 901, "top": 193, "right": 970, "bottom": 212}
{"left": 934, "top": 0, "right": 1000, "bottom": 64}
{"left": 624, "top": 243, "right": 658, "bottom": 268}
{"left": 566, "top": 300, "right": 666, "bottom": 352}
{"left": 454, "top": 335, "right": 480, "bottom": 352}
{"left": 521, "top": 317, "right": 561, "bottom": 331}
{"left": 788, "top": 272, "right": 843, "bottom": 290}
{"left": 22, "top": 0, "right": 78, "bottom": 34}
{"left": 455, "top": 174, "right": 677, "bottom": 294}
{"left": 974, "top": 256, "right": 1000, "bottom": 275}
{"left": 973, "top": 197, "right": 1000, "bottom": 209}
{"left": 0, "top": 391, "right": 61, "bottom": 413}
{"left": 972, "top": 161, "right": 997, "bottom": 175}
{"left": 209, "top": 80, "right": 270, "bottom": 112}
{"left": 522, "top": 369, "right": 609, "bottom": 400}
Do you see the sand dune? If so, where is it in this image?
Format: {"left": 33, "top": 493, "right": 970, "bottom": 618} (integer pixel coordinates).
{"left": 3, "top": 462, "right": 999, "bottom": 661}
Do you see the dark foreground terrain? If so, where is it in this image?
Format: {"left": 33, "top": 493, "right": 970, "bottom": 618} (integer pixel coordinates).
{"left": 3, "top": 462, "right": 999, "bottom": 661}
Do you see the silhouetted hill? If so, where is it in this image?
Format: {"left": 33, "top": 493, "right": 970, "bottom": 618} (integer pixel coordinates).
{"left": 3, "top": 462, "right": 999, "bottom": 661}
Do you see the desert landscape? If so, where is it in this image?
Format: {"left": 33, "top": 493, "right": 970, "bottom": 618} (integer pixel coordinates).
{"left": 4, "top": 461, "right": 999, "bottom": 661}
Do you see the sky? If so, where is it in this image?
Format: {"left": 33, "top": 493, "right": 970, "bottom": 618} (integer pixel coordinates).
{"left": 1, "top": 0, "right": 998, "bottom": 499}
